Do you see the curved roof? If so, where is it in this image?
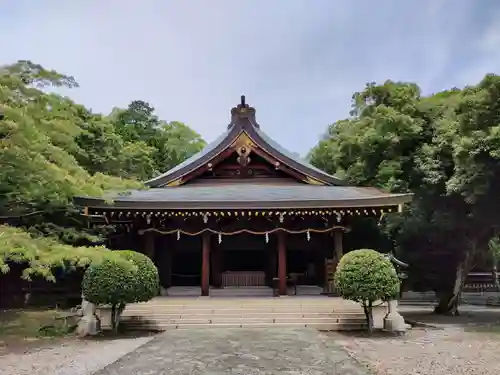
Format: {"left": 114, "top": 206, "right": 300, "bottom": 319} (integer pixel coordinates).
{"left": 74, "top": 183, "right": 412, "bottom": 210}
{"left": 145, "top": 98, "right": 345, "bottom": 187}
{"left": 74, "top": 97, "right": 413, "bottom": 211}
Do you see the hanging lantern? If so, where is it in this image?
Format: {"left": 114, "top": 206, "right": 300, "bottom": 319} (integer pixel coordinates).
{"left": 306, "top": 229, "right": 311, "bottom": 242}
{"left": 218, "top": 232, "right": 222, "bottom": 244}
{"left": 336, "top": 213, "right": 342, "bottom": 223}
{"left": 265, "top": 232, "right": 269, "bottom": 243}
{"left": 279, "top": 214, "right": 284, "bottom": 223}
{"left": 203, "top": 214, "right": 208, "bottom": 224}
{"left": 177, "top": 230, "right": 180, "bottom": 240}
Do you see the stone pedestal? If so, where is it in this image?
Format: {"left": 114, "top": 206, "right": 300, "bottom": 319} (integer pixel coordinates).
{"left": 76, "top": 298, "right": 101, "bottom": 337}
{"left": 383, "top": 299, "right": 408, "bottom": 334}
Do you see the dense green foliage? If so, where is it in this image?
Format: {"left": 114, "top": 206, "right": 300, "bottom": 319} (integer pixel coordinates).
{"left": 0, "top": 60, "right": 205, "bottom": 280}
{"left": 81, "top": 251, "right": 159, "bottom": 306}
{"left": 81, "top": 250, "right": 159, "bottom": 331}
{"left": 117, "top": 250, "right": 160, "bottom": 302}
{"left": 334, "top": 249, "right": 399, "bottom": 331}
{"left": 334, "top": 249, "right": 400, "bottom": 303}
{"left": 0, "top": 225, "right": 129, "bottom": 281}
{"left": 310, "top": 75, "right": 500, "bottom": 314}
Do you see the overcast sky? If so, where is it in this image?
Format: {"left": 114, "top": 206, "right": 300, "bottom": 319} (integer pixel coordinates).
{"left": 1, "top": 0, "right": 500, "bottom": 155}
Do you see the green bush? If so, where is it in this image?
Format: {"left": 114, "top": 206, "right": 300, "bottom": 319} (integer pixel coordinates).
{"left": 81, "top": 250, "right": 159, "bottom": 330}
{"left": 334, "top": 249, "right": 400, "bottom": 332}
{"left": 118, "top": 250, "right": 160, "bottom": 302}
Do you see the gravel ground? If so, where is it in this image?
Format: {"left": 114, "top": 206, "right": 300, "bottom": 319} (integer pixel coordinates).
{"left": 332, "top": 327, "right": 500, "bottom": 375}
{"left": 0, "top": 335, "right": 155, "bottom": 375}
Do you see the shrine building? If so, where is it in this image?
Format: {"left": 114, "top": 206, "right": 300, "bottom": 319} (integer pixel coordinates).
{"left": 74, "top": 97, "right": 412, "bottom": 297}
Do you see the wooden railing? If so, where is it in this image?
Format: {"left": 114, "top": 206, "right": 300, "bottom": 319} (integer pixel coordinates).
{"left": 221, "top": 271, "right": 266, "bottom": 287}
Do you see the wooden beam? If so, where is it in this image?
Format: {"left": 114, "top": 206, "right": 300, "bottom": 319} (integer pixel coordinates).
{"left": 250, "top": 147, "right": 314, "bottom": 184}
{"left": 201, "top": 232, "right": 211, "bottom": 296}
{"left": 178, "top": 148, "right": 235, "bottom": 185}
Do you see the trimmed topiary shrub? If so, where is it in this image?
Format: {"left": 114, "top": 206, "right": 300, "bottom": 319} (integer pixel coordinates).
{"left": 81, "top": 250, "right": 159, "bottom": 331}
{"left": 334, "top": 249, "right": 400, "bottom": 332}
{"left": 118, "top": 250, "right": 160, "bottom": 302}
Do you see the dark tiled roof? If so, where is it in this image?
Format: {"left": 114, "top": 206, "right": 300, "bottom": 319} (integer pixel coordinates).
{"left": 145, "top": 99, "right": 345, "bottom": 187}
{"left": 75, "top": 184, "right": 412, "bottom": 210}
{"left": 253, "top": 126, "right": 342, "bottom": 183}
{"left": 144, "top": 128, "right": 232, "bottom": 185}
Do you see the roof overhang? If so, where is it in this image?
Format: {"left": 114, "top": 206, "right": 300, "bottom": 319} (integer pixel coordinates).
{"left": 74, "top": 185, "right": 413, "bottom": 211}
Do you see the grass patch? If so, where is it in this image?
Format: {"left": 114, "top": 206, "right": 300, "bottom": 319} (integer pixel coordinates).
{"left": 0, "top": 309, "right": 77, "bottom": 341}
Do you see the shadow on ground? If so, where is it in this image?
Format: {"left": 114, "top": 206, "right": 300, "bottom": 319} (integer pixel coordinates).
{"left": 399, "top": 304, "right": 500, "bottom": 330}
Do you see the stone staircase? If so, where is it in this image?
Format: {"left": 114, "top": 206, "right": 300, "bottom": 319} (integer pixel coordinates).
{"left": 120, "top": 296, "right": 367, "bottom": 331}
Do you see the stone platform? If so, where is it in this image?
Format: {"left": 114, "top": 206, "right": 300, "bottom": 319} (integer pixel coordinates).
{"left": 120, "top": 295, "right": 368, "bottom": 331}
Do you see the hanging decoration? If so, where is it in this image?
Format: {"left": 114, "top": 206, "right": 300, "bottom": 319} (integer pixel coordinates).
{"left": 97, "top": 207, "right": 394, "bottom": 221}
{"left": 139, "top": 225, "right": 348, "bottom": 237}
{"left": 306, "top": 229, "right": 311, "bottom": 242}
{"left": 218, "top": 232, "right": 222, "bottom": 244}
{"left": 177, "top": 230, "right": 180, "bottom": 240}
{"left": 265, "top": 232, "right": 269, "bottom": 243}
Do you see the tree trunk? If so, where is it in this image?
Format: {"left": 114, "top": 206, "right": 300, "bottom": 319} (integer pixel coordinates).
{"left": 110, "top": 303, "right": 125, "bottom": 333}
{"left": 434, "top": 250, "right": 473, "bottom": 316}
{"left": 362, "top": 301, "right": 374, "bottom": 334}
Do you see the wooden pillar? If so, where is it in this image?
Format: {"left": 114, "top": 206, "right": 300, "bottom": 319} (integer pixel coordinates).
{"left": 278, "top": 232, "right": 287, "bottom": 295}
{"left": 201, "top": 233, "right": 211, "bottom": 296}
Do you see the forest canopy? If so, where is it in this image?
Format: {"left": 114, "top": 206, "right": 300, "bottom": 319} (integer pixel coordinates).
{"left": 308, "top": 75, "right": 500, "bottom": 314}
{"left": 0, "top": 60, "right": 205, "bottom": 279}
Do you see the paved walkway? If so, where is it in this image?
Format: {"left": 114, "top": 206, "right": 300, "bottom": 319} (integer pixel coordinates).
{"left": 95, "top": 327, "right": 370, "bottom": 375}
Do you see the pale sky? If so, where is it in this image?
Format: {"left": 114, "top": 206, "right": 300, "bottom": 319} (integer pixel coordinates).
{"left": 1, "top": 0, "right": 500, "bottom": 155}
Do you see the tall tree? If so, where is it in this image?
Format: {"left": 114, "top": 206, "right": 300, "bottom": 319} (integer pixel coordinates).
{"left": 0, "top": 60, "right": 206, "bottom": 281}
{"left": 109, "top": 101, "right": 206, "bottom": 178}
{"left": 309, "top": 77, "right": 500, "bottom": 315}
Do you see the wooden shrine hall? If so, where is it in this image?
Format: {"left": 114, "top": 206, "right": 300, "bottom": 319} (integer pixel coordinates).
{"left": 75, "top": 97, "right": 412, "bottom": 297}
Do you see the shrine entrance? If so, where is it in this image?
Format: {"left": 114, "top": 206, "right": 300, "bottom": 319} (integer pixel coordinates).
{"left": 218, "top": 234, "right": 270, "bottom": 287}
{"left": 76, "top": 97, "right": 412, "bottom": 298}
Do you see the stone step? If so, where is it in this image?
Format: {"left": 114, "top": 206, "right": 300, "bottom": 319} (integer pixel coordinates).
{"left": 123, "top": 305, "right": 360, "bottom": 311}
{"left": 121, "top": 312, "right": 364, "bottom": 319}
{"left": 117, "top": 296, "right": 367, "bottom": 332}
{"left": 121, "top": 321, "right": 367, "bottom": 331}
{"left": 123, "top": 310, "right": 364, "bottom": 318}
{"left": 121, "top": 316, "right": 365, "bottom": 325}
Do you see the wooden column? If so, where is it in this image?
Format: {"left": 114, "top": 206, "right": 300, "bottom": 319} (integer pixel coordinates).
{"left": 201, "top": 233, "right": 211, "bottom": 296}
{"left": 277, "top": 232, "right": 287, "bottom": 295}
